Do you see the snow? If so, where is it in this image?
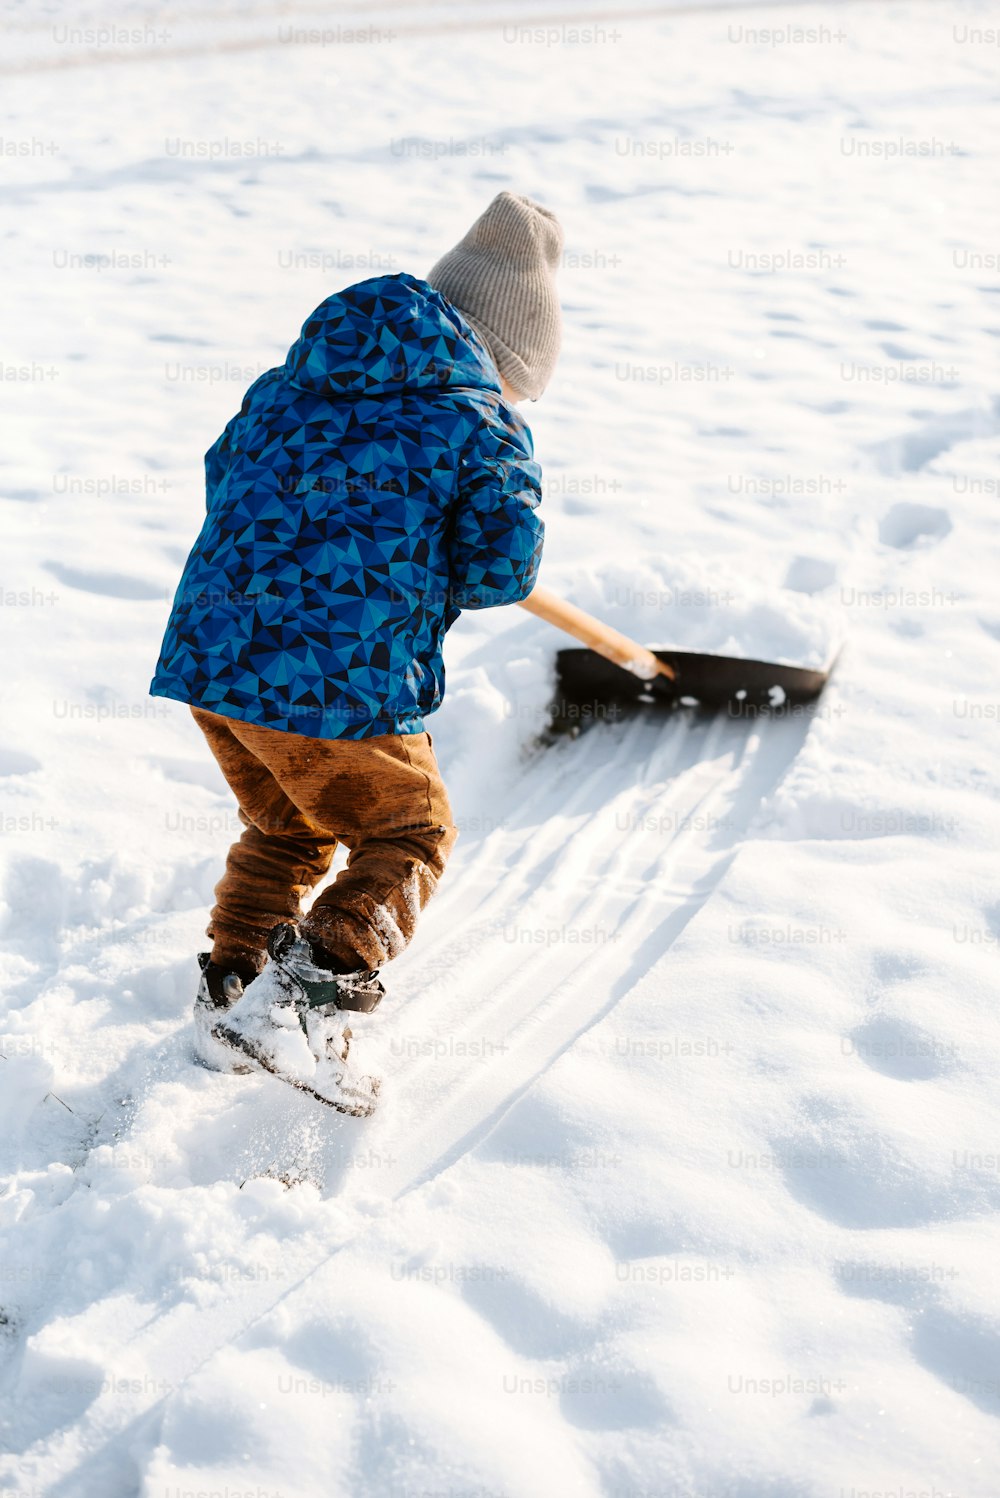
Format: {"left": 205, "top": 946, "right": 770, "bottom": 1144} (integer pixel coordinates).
{"left": 2, "top": 0, "right": 1000, "bottom": 1493}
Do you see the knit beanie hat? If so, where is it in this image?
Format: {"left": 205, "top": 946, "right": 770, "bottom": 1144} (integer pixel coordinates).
{"left": 427, "top": 192, "right": 563, "bottom": 400}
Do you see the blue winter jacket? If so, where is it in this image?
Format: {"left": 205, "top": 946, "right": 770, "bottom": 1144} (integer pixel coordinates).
{"left": 150, "top": 273, "right": 544, "bottom": 738}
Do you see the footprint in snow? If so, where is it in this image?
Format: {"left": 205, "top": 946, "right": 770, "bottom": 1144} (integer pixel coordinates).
{"left": 598, "top": 1212, "right": 688, "bottom": 1262}
{"left": 147, "top": 755, "right": 228, "bottom": 793}
{"left": 460, "top": 1272, "right": 593, "bottom": 1362}
{"left": 147, "top": 331, "right": 213, "bottom": 346}
{"left": 0, "top": 1347, "right": 106, "bottom": 1455}
{"left": 879, "top": 340, "right": 926, "bottom": 360}
{"left": 869, "top": 946, "right": 927, "bottom": 988}
{"left": 869, "top": 398, "right": 1000, "bottom": 475}
{"left": 877, "top": 501, "right": 952, "bottom": 549}
{"left": 2, "top": 487, "right": 46, "bottom": 503}
{"left": 844, "top": 1014, "right": 957, "bottom": 1083}
{"left": 834, "top": 1257, "right": 944, "bottom": 1310}
{"left": 557, "top": 1360, "right": 674, "bottom": 1431}
{"left": 0, "top": 748, "right": 41, "bottom": 776}
{"left": 269, "top": 1319, "right": 382, "bottom": 1396}
{"left": 43, "top": 560, "right": 164, "bottom": 601}
{"left": 910, "top": 1306, "right": 1000, "bottom": 1416}
{"left": 809, "top": 398, "right": 851, "bottom": 415}
{"left": 783, "top": 556, "right": 837, "bottom": 594}
{"left": 835, "top": 1258, "right": 1000, "bottom": 1415}
{"left": 766, "top": 1104, "right": 984, "bottom": 1231}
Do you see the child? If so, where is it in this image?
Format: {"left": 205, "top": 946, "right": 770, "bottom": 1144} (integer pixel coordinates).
{"left": 150, "top": 192, "right": 563, "bottom": 1110}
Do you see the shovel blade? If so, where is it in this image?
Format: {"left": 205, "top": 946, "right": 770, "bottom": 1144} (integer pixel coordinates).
{"left": 552, "top": 647, "right": 836, "bottom": 728}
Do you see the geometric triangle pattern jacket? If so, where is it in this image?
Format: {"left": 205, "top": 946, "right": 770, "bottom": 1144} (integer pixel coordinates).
{"left": 150, "top": 273, "right": 544, "bottom": 739}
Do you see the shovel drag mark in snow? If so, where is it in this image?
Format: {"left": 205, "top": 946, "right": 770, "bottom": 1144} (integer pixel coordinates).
{"left": 364, "top": 707, "right": 813, "bottom": 1197}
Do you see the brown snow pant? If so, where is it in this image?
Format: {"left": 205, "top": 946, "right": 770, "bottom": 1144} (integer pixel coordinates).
{"left": 190, "top": 707, "right": 457, "bottom": 975}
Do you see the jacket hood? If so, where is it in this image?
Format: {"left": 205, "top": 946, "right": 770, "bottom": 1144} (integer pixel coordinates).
{"left": 285, "top": 272, "right": 500, "bottom": 399}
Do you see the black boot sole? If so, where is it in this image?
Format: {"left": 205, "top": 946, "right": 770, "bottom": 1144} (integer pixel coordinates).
{"left": 210, "top": 1019, "right": 380, "bottom": 1118}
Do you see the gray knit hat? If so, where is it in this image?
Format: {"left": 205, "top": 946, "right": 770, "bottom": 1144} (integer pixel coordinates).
{"left": 427, "top": 191, "right": 563, "bottom": 400}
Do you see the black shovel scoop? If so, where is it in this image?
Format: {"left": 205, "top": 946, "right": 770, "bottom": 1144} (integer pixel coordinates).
{"left": 519, "top": 585, "right": 837, "bottom": 726}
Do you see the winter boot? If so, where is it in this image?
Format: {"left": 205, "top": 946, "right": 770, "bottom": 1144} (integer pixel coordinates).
{"left": 193, "top": 953, "right": 261, "bottom": 1073}
{"left": 209, "top": 923, "right": 383, "bottom": 1115}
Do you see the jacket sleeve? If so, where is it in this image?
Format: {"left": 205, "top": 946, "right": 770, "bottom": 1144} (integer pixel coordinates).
{"left": 446, "top": 403, "right": 544, "bottom": 624}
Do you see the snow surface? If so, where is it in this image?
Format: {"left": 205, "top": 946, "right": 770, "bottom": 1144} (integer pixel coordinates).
{"left": 2, "top": 1, "right": 1000, "bottom": 1494}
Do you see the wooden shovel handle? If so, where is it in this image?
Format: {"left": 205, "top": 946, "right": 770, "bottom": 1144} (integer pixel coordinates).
{"left": 519, "top": 584, "right": 676, "bottom": 683}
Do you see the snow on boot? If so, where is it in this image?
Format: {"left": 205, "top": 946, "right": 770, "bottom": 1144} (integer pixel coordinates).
{"left": 211, "top": 923, "right": 384, "bottom": 1116}
{"left": 193, "top": 953, "right": 258, "bottom": 1074}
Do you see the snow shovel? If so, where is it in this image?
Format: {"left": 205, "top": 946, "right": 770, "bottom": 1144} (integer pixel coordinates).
{"left": 519, "top": 585, "right": 836, "bottom": 724}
